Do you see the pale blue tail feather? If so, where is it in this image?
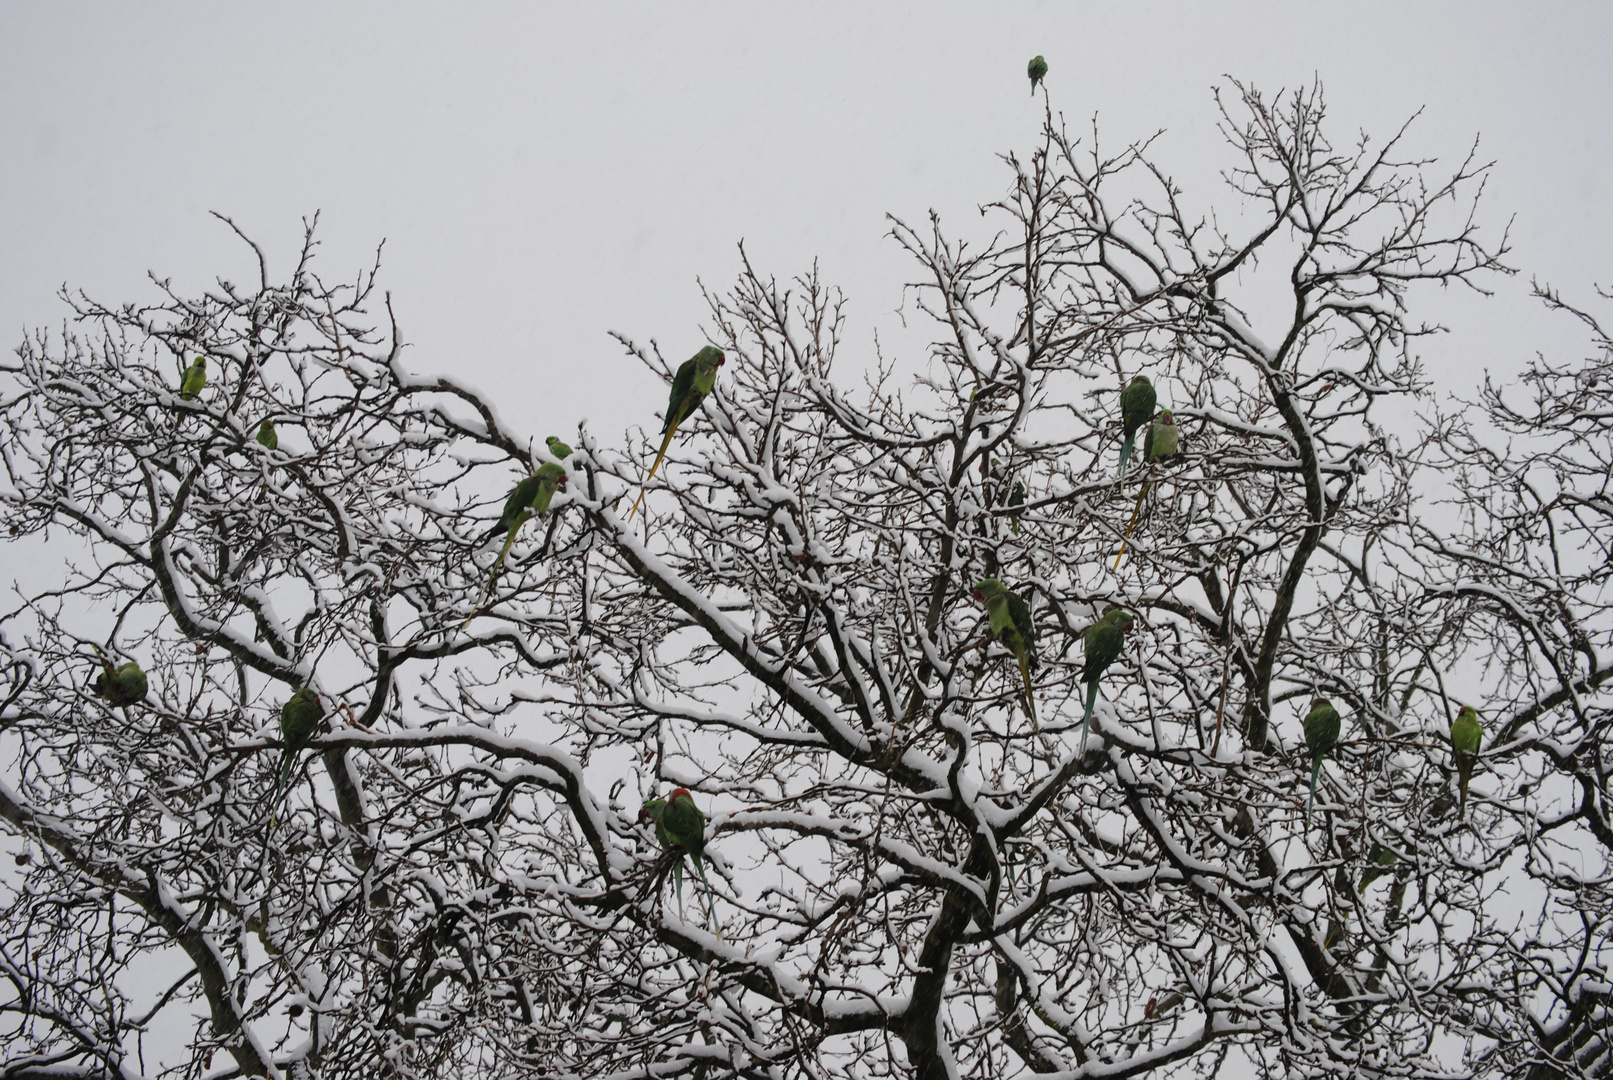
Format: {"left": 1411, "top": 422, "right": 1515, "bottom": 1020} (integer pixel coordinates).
{"left": 1080, "top": 681, "right": 1100, "bottom": 753}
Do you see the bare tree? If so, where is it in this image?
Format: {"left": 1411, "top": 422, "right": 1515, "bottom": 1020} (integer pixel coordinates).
{"left": 3, "top": 81, "right": 1602, "bottom": 1080}
{"left": 1419, "top": 281, "right": 1613, "bottom": 1079}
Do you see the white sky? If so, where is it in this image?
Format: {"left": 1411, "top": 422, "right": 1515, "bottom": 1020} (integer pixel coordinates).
{"left": 4, "top": 2, "right": 1612, "bottom": 451}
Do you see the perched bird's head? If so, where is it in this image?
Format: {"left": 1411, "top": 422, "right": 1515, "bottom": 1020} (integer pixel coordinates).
{"left": 1310, "top": 696, "right": 1332, "bottom": 711}
{"left": 1456, "top": 705, "right": 1478, "bottom": 723}
{"left": 1129, "top": 375, "right": 1150, "bottom": 387}
{"left": 638, "top": 801, "right": 661, "bottom": 824}
{"left": 193, "top": 356, "right": 206, "bottom": 369}
{"left": 1115, "top": 610, "right": 1137, "bottom": 634}
{"left": 670, "top": 787, "right": 692, "bottom": 802}
{"left": 1158, "top": 410, "right": 1176, "bottom": 426}
{"left": 972, "top": 579, "right": 1003, "bottom": 604}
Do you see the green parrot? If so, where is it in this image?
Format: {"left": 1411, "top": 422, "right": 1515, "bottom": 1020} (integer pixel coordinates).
{"left": 1080, "top": 607, "right": 1136, "bottom": 752}
{"left": 972, "top": 579, "right": 1039, "bottom": 732}
{"left": 1143, "top": 409, "right": 1179, "bottom": 462}
{"left": 1358, "top": 843, "right": 1398, "bottom": 892}
{"left": 91, "top": 659, "right": 148, "bottom": 707}
{"left": 1303, "top": 697, "right": 1342, "bottom": 822}
{"left": 1027, "top": 55, "right": 1048, "bottom": 95}
{"left": 1116, "top": 376, "right": 1157, "bottom": 477}
{"left": 1114, "top": 409, "right": 1180, "bottom": 569}
{"left": 256, "top": 419, "right": 278, "bottom": 450}
{"left": 179, "top": 356, "right": 207, "bottom": 401}
{"left": 1450, "top": 705, "right": 1482, "bottom": 818}
{"left": 640, "top": 788, "right": 718, "bottom": 932}
{"left": 628, "top": 346, "right": 726, "bottom": 522}
{"left": 269, "top": 688, "right": 325, "bottom": 828}
{"left": 1008, "top": 481, "right": 1025, "bottom": 536}
{"left": 474, "top": 438, "right": 573, "bottom": 602}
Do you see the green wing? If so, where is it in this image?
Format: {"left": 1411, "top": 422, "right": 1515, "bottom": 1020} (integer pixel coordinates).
{"left": 663, "top": 792, "right": 706, "bottom": 858}
{"left": 496, "top": 476, "right": 545, "bottom": 534}
{"left": 663, "top": 358, "right": 700, "bottom": 434}
{"left": 281, "top": 688, "right": 324, "bottom": 748}
{"left": 179, "top": 358, "right": 207, "bottom": 400}
{"left": 1004, "top": 590, "right": 1037, "bottom": 669}
{"left": 1083, "top": 619, "right": 1123, "bottom": 683}
{"left": 1120, "top": 377, "right": 1156, "bottom": 437}
{"left": 1450, "top": 707, "right": 1481, "bottom": 755}
{"left": 531, "top": 462, "right": 567, "bottom": 515}
{"left": 1303, "top": 701, "right": 1341, "bottom": 757}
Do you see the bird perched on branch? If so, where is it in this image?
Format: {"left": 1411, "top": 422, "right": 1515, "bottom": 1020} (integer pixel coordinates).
{"left": 270, "top": 688, "right": 325, "bottom": 828}
{"left": 256, "top": 419, "right": 278, "bottom": 450}
{"left": 1303, "top": 697, "right": 1341, "bottom": 823}
{"left": 628, "top": 346, "right": 725, "bottom": 522}
{"left": 1027, "top": 55, "right": 1048, "bottom": 95}
{"left": 472, "top": 437, "right": 573, "bottom": 609}
{"left": 91, "top": 655, "right": 147, "bottom": 707}
{"left": 1116, "top": 376, "right": 1156, "bottom": 478}
{"left": 1114, "top": 409, "right": 1180, "bottom": 569}
{"left": 1449, "top": 705, "right": 1482, "bottom": 819}
{"left": 973, "top": 579, "right": 1039, "bottom": 733}
{"left": 1008, "top": 481, "right": 1025, "bottom": 536}
{"left": 179, "top": 356, "right": 207, "bottom": 401}
{"left": 640, "top": 788, "right": 718, "bottom": 934}
{"left": 1080, "top": 607, "right": 1135, "bottom": 752}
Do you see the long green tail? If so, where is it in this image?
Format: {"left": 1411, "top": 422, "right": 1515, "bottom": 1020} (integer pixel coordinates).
{"left": 671, "top": 857, "right": 685, "bottom": 919}
{"left": 461, "top": 520, "right": 525, "bottom": 629}
{"left": 1080, "top": 681, "right": 1100, "bottom": 753}
{"left": 628, "top": 425, "right": 679, "bottom": 523}
{"left": 1113, "top": 477, "right": 1153, "bottom": 570}
{"left": 1307, "top": 756, "right": 1323, "bottom": 822}
{"left": 1117, "top": 431, "right": 1135, "bottom": 478}
{"left": 268, "top": 748, "right": 298, "bottom": 829}
{"left": 691, "top": 854, "right": 721, "bottom": 940}
{"left": 1458, "top": 759, "right": 1473, "bottom": 819}
{"left": 486, "top": 522, "right": 522, "bottom": 589}
{"left": 1019, "top": 656, "right": 1038, "bottom": 734}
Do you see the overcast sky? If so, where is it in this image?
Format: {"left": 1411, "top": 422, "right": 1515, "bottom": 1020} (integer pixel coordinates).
{"left": 4, "top": 3, "right": 1611, "bottom": 448}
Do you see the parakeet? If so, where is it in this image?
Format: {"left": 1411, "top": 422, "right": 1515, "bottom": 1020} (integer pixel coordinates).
{"left": 256, "top": 419, "right": 278, "bottom": 450}
{"left": 1114, "top": 409, "right": 1180, "bottom": 569}
{"left": 179, "top": 356, "right": 207, "bottom": 401}
{"left": 1027, "top": 55, "right": 1048, "bottom": 95}
{"left": 1079, "top": 607, "right": 1135, "bottom": 752}
{"left": 1450, "top": 705, "right": 1482, "bottom": 818}
{"left": 972, "top": 579, "right": 1039, "bottom": 732}
{"left": 1303, "top": 697, "right": 1342, "bottom": 822}
{"left": 1358, "top": 843, "right": 1398, "bottom": 892}
{"left": 640, "top": 788, "right": 718, "bottom": 931}
{"left": 269, "top": 688, "right": 325, "bottom": 828}
{"left": 627, "top": 346, "right": 725, "bottom": 522}
{"left": 1143, "top": 409, "right": 1179, "bottom": 462}
{"left": 477, "top": 438, "right": 574, "bottom": 598}
{"left": 91, "top": 660, "right": 148, "bottom": 707}
{"left": 1008, "top": 481, "right": 1025, "bottom": 536}
{"left": 1117, "top": 376, "right": 1157, "bottom": 477}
